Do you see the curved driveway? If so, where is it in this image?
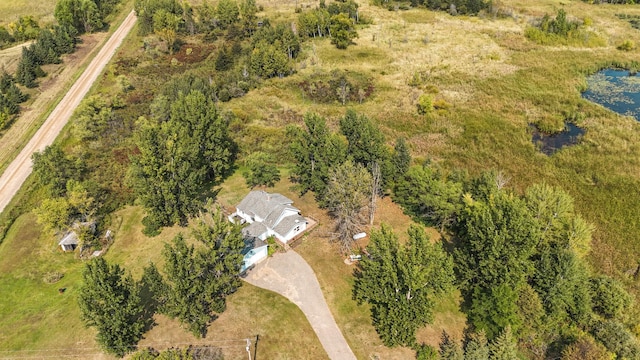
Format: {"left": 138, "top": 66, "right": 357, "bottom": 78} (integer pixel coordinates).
{"left": 0, "top": 11, "right": 137, "bottom": 214}
{"left": 244, "top": 251, "right": 357, "bottom": 360}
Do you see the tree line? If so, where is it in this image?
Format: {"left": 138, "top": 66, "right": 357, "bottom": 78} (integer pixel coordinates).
{"left": 351, "top": 163, "right": 639, "bottom": 359}
{"left": 77, "top": 211, "right": 244, "bottom": 357}
{"left": 0, "top": 0, "right": 122, "bottom": 130}
{"left": 373, "top": 0, "right": 489, "bottom": 16}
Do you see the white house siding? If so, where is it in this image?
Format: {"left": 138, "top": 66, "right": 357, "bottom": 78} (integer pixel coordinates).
{"left": 278, "top": 222, "right": 307, "bottom": 243}
{"left": 242, "top": 245, "right": 268, "bottom": 271}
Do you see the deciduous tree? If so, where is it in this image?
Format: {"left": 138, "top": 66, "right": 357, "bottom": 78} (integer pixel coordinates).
{"left": 242, "top": 151, "right": 280, "bottom": 188}
{"left": 330, "top": 13, "right": 357, "bottom": 49}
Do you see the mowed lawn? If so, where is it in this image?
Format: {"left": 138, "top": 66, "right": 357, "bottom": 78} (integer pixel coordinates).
{"left": 0, "top": 204, "right": 326, "bottom": 359}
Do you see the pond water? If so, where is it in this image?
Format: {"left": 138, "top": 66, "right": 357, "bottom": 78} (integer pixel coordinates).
{"left": 531, "top": 123, "right": 585, "bottom": 155}
{"left": 582, "top": 69, "right": 640, "bottom": 121}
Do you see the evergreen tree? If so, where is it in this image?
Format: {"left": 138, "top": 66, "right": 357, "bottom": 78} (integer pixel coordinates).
{"left": 287, "top": 112, "right": 347, "bottom": 201}
{"left": 162, "top": 213, "right": 244, "bottom": 337}
{"left": 353, "top": 224, "right": 454, "bottom": 347}
{"left": 216, "top": 0, "right": 240, "bottom": 29}
{"left": 439, "top": 331, "right": 464, "bottom": 360}
{"left": 489, "top": 326, "right": 518, "bottom": 360}
{"left": 15, "top": 47, "right": 41, "bottom": 88}
{"left": 339, "top": 109, "right": 387, "bottom": 173}
{"left": 390, "top": 137, "right": 411, "bottom": 181}
{"left": 239, "top": 0, "right": 258, "bottom": 36}
{"left": 463, "top": 330, "right": 490, "bottom": 360}
{"left": 215, "top": 45, "right": 233, "bottom": 71}
{"left": 139, "top": 262, "right": 168, "bottom": 314}
{"left": 78, "top": 258, "right": 147, "bottom": 357}
{"left": 393, "top": 164, "right": 463, "bottom": 230}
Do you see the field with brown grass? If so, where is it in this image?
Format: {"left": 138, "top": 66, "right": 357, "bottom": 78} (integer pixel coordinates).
{"left": 0, "top": 0, "right": 58, "bottom": 26}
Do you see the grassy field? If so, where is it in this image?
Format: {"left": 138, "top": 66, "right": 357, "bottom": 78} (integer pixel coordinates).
{"left": 227, "top": 0, "right": 640, "bottom": 285}
{"left": 0, "top": 0, "right": 58, "bottom": 26}
{"left": 3, "top": 0, "right": 640, "bottom": 358}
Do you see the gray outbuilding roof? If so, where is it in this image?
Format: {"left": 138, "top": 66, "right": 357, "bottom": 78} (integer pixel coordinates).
{"left": 59, "top": 231, "right": 79, "bottom": 246}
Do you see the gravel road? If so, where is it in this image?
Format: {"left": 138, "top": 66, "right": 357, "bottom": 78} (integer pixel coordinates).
{"left": 0, "top": 11, "right": 137, "bottom": 215}
{"left": 244, "top": 250, "right": 358, "bottom": 360}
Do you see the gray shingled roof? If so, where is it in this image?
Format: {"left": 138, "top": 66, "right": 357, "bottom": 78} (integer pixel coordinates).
{"left": 241, "top": 237, "right": 267, "bottom": 256}
{"left": 242, "top": 222, "right": 268, "bottom": 239}
{"left": 237, "top": 191, "right": 298, "bottom": 221}
{"left": 273, "top": 215, "right": 307, "bottom": 238}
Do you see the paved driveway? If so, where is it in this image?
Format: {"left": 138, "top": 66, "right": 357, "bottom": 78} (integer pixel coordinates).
{"left": 244, "top": 251, "right": 357, "bottom": 360}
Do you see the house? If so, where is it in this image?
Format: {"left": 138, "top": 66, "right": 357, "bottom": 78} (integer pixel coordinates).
{"left": 58, "top": 231, "right": 79, "bottom": 252}
{"left": 241, "top": 237, "right": 268, "bottom": 272}
{"left": 230, "top": 191, "right": 308, "bottom": 244}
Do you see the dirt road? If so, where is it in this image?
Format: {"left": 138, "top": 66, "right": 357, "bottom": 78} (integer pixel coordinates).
{"left": 0, "top": 11, "right": 137, "bottom": 215}
{"left": 244, "top": 250, "right": 357, "bottom": 360}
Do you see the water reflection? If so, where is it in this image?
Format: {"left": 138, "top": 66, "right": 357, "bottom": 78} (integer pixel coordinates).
{"left": 531, "top": 123, "right": 585, "bottom": 155}
{"left": 582, "top": 69, "right": 640, "bottom": 121}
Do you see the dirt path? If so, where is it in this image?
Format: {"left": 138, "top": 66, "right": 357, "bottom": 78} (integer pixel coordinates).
{"left": 0, "top": 11, "right": 137, "bottom": 215}
{"left": 244, "top": 250, "right": 357, "bottom": 360}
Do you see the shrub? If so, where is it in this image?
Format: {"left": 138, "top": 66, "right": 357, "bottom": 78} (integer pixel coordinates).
{"left": 417, "top": 94, "right": 433, "bottom": 115}
{"left": 617, "top": 39, "right": 635, "bottom": 51}
{"left": 43, "top": 272, "right": 64, "bottom": 284}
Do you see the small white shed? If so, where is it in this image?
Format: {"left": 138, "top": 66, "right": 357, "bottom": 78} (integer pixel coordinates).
{"left": 58, "top": 232, "right": 79, "bottom": 252}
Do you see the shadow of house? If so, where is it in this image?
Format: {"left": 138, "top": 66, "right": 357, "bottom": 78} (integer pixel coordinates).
{"left": 241, "top": 237, "right": 268, "bottom": 273}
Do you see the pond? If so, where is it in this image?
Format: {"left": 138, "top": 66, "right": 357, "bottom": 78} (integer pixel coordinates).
{"left": 531, "top": 123, "right": 585, "bottom": 155}
{"left": 582, "top": 69, "right": 640, "bottom": 121}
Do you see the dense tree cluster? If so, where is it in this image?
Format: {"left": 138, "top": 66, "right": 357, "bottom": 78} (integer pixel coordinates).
{"left": 374, "top": 0, "right": 488, "bottom": 15}
{"left": 392, "top": 166, "right": 639, "bottom": 358}
{"left": 78, "top": 213, "right": 243, "bottom": 357}
{"left": 297, "top": 0, "right": 360, "bottom": 48}
{"left": 128, "top": 88, "right": 235, "bottom": 235}
{"left": 354, "top": 224, "right": 454, "bottom": 347}
{"left": 287, "top": 110, "right": 410, "bottom": 250}
{"left": 0, "top": 16, "right": 40, "bottom": 48}
{"left": 130, "top": 346, "right": 224, "bottom": 360}
{"left": 1, "top": 0, "right": 121, "bottom": 130}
